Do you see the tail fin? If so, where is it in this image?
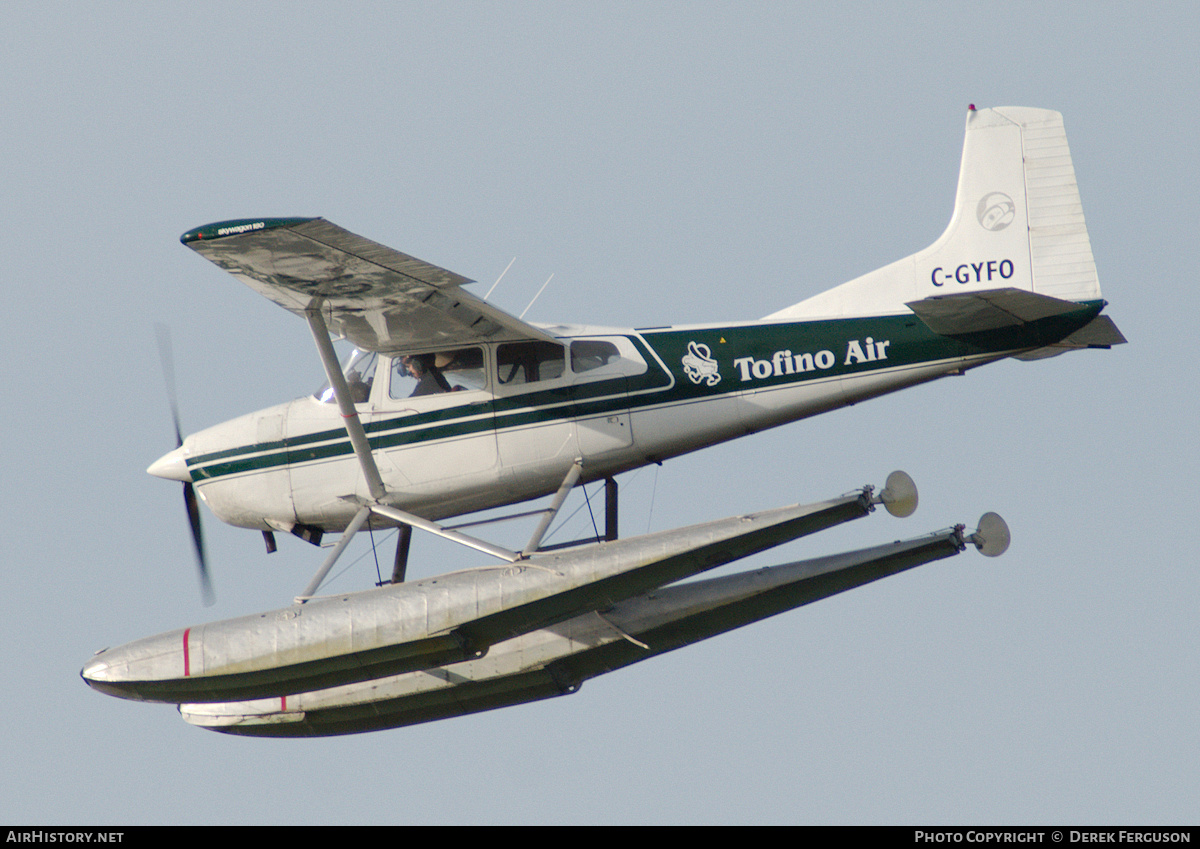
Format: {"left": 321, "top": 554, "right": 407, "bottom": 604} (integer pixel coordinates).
{"left": 768, "top": 106, "right": 1102, "bottom": 320}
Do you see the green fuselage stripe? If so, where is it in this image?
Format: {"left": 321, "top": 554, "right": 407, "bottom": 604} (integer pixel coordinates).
{"left": 188, "top": 303, "right": 1103, "bottom": 483}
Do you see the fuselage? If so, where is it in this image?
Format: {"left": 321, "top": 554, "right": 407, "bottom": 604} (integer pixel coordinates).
{"left": 174, "top": 301, "right": 1104, "bottom": 535}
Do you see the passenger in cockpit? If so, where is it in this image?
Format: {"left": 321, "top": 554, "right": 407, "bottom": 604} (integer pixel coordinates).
{"left": 346, "top": 367, "right": 373, "bottom": 403}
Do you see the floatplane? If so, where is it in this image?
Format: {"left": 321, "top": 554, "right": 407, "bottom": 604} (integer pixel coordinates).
{"left": 82, "top": 106, "right": 1122, "bottom": 736}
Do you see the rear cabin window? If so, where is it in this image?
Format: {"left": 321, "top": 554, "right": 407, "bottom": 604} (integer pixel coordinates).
{"left": 496, "top": 341, "right": 566, "bottom": 386}
{"left": 570, "top": 340, "right": 621, "bottom": 373}
{"left": 567, "top": 337, "right": 648, "bottom": 380}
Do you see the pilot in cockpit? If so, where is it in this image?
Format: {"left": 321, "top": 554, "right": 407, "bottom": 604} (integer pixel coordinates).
{"left": 402, "top": 353, "right": 452, "bottom": 397}
{"left": 391, "top": 347, "right": 485, "bottom": 400}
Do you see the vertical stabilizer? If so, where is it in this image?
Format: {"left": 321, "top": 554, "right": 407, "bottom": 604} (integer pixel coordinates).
{"left": 768, "top": 106, "right": 1102, "bottom": 320}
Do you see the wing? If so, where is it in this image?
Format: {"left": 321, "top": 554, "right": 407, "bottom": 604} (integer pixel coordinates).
{"left": 181, "top": 218, "right": 557, "bottom": 353}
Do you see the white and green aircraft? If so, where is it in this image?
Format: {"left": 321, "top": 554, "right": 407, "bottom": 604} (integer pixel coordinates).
{"left": 84, "top": 105, "right": 1122, "bottom": 735}
{"left": 148, "top": 105, "right": 1122, "bottom": 602}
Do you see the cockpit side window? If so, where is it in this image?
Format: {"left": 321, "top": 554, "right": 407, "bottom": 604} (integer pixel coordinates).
{"left": 389, "top": 346, "right": 486, "bottom": 400}
{"left": 496, "top": 341, "right": 566, "bottom": 386}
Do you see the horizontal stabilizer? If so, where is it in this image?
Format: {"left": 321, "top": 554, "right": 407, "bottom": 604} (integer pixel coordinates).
{"left": 905, "top": 287, "right": 1089, "bottom": 335}
{"left": 1013, "top": 315, "right": 1127, "bottom": 360}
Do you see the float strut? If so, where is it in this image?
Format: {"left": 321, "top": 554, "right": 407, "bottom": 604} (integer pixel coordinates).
{"left": 296, "top": 505, "right": 373, "bottom": 602}
{"left": 391, "top": 524, "right": 412, "bottom": 584}
{"left": 605, "top": 477, "right": 618, "bottom": 541}
{"left": 522, "top": 459, "right": 584, "bottom": 556}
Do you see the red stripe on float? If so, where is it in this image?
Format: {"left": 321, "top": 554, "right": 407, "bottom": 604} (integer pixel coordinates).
{"left": 183, "top": 628, "right": 191, "bottom": 677}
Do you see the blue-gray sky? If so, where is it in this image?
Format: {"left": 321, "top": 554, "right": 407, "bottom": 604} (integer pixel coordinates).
{"left": 4, "top": 1, "right": 1196, "bottom": 825}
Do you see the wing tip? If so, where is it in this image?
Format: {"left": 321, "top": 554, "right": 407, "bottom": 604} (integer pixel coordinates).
{"left": 180, "top": 217, "right": 317, "bottom": 245}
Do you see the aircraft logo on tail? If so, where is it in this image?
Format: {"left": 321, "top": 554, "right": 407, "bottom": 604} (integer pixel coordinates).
{"left": 977, "top": 192, "right": 1015, "bottom": 231}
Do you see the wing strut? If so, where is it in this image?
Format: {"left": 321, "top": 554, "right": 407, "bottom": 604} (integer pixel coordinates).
{"left": 305, "top": 307, "right": 387, "bottom": 501}
{"left": 301, "top": 303, "right": 587, "bottom": 598}
{"left": 296, "top": 306, "right": 414, "bottom": 601}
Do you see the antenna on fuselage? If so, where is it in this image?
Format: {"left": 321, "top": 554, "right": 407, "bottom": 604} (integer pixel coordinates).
{"left": 519, "top": 273, "right": 554, "bottom": 320}
{"left": 484, "top": 257, "right": 516, "bottom": 300}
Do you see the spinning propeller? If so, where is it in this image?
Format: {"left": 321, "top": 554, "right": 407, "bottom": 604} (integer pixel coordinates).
{"left": 153, "top": 325, "right": 214, "bottom": 606}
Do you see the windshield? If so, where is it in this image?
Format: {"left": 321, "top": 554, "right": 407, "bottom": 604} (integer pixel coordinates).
{"left": 313, "top": 347, "right": 378, "bottom": 404}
